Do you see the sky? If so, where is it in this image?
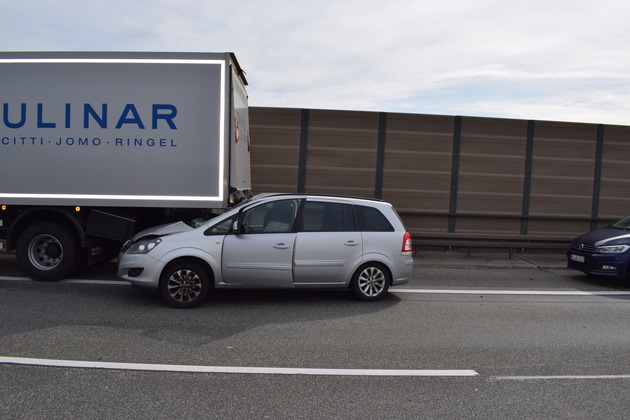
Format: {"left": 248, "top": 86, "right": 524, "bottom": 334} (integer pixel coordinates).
{"left": 1, "top": 0, "right": 630, "bottom": 126}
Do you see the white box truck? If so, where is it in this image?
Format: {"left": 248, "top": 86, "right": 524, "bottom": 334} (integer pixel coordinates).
{"left": 0, "top": 52, "right": 252, "bottom": 280}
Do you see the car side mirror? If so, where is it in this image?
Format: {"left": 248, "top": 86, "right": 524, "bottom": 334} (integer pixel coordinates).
{"left": 232, "top": 220, "right": 241, "bottom": 233}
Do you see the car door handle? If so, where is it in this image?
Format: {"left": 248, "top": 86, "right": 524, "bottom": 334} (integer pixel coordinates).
{"left": 344, "top": 241, "right": 359, "bottom": 247}
{"left": 274, "top": 243, "right": 290, "bottom": 250}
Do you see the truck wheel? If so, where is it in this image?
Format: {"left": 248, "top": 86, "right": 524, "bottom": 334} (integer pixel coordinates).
{"left": 16, "top": 222, "right": 79, "bottom": 281}
{"left": 351, "top": 263, "right": 390, "bottom": 301}
{"left": 160, "top": 262, "right": 210, "bottom": 309}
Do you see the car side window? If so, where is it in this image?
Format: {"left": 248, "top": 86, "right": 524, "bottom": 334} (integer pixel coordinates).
{"left": 356, "top": 205, "right": 394, "bottom": 232}
{"left": 301, "top": 201, "right": 355, "bottom": 232}
{"left": 241, "top": 199, "right": 300, "bottom": 233}
{"left": 204, "top": 215, "right": 235, "bottom": 235}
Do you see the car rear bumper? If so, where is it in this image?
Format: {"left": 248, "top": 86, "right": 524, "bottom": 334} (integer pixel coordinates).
{"left": 392, "top": 257, "right": 414, "bottom": 286}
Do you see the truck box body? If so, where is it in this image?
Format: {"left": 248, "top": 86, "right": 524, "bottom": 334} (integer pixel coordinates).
{"left": 0, "top": 52, "right": 250, "bottom": 207}
{"left": 0, "top": 52, "right": 251, "bottom": 279}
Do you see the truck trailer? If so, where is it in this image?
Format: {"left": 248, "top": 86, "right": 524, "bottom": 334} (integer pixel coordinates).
{"left": 0, "top": 52, "right": 252, "bottom": 281}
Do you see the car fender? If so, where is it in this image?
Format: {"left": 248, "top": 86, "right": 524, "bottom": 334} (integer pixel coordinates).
{"left": 157, "top": 247, "right": 223, "bottom": 284}
{"left": 359, "top": 251, "right": 412, "bottom": 285}
{"left": 356, "top": 252, "right": 393, "bottom": 272}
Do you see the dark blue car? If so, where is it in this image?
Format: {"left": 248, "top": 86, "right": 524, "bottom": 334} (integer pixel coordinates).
{"left": 568, "top": 216, "right": 630, "bottom": 280}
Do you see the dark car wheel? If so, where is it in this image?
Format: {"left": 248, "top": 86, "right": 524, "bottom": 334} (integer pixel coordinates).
{"left": 351, "top": 263, "right": 390, "bottom": 301}
{"left": 159, "top": 262, "right": 210, "bottom": 309}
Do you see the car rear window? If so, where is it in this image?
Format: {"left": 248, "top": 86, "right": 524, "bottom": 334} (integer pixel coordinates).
{"left": 356, "top": 205, "right": 394, "bottom": 232}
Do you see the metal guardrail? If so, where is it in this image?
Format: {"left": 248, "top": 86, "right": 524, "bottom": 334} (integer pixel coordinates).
{"left": 412, "top": 234, "right": 570, "bottom": 258}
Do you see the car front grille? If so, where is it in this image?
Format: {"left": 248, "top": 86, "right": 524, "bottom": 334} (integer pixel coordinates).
{"left": 570, "top": 242, "right": 598, "bottom": 254}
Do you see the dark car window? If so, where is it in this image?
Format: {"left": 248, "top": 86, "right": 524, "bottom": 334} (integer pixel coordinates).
{"left": 356, "top": 205, "right": 394, "bottom": 232}
{"left": 300, "top": 201, "right": 355, "bottom": 232}
{"left": 612, "top": 216, "right": 630, "bottom": 230}
{"left": 204, "top": 215, "right": 235, "bottom": 236}
{"left": 241, "top": 199, "right": 300, "bottom": 233}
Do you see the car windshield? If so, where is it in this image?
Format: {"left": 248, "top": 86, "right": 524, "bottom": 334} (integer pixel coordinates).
{"left": 188, "top": 194, "right": 260, "bottom": 228}
{"left": 611, "top": 216, "right": 630, "bottom": 230}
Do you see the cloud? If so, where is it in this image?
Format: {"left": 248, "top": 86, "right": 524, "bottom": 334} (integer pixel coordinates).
{"left": 1, "top": 0, "right": 630, "bottom": 125}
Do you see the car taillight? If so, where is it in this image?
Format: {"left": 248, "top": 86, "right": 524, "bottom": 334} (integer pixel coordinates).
{"left": 402, "top": 232, "right": 412, "bottom": 255}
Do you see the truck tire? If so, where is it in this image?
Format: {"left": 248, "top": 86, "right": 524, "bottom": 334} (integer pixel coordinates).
{"left": 16, "top": 222, "right": 80, "bottom": 281}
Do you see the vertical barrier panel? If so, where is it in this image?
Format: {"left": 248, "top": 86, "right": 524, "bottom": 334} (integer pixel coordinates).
{"left": 380, "top": 113, "right": 454, "bottom": 234}
{"left": 597, "top": 123, "right": 630, "bottom": 225}
{"left": 249, "top": 106, "right": 630, "bottom": 241}
{"left": 304, "top": 110, "right": 379, "bottom": 196}
{"left": 528, "top": 121, "right": 597, "bottom": 236}
{"left": 456, "top": 117, "right": 528, "bottom": 236}
{"left": 249, "top": 107, "right": 302, "bottom": 193}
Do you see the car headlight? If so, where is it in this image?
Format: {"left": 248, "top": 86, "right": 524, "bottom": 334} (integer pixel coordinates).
{"left": 125, "top": 238, "right": 162, "bottom": 254}
{"left": 596, "top": 245, "right": 630, "bottom": 254}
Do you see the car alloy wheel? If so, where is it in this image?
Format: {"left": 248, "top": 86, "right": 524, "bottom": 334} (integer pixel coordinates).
{"left": 160, "top": 262, "right": 210, "bottom": 309}
{"left": 351, "top": 263, "right": 390, "bottom": 301}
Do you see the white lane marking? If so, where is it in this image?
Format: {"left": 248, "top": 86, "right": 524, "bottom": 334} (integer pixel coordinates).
{"left": 393, "top": 288, "right": 630, "bottom": 296}
{"left": 0, "top": 276, "right": 130, "bottom": 286}
{"left": 493, "top": 374, "right": 630, "bottom": 380}
{"left": 62, "top": 279, "right": 131, "bottom": 286}
{"left": 0, "top": 276, "right": 30, "bottom": 282}
{"left": 0, "top": 357, "right": 478, "bottom": 377}
{"left": 2, "top": 276, "right": 629, "bottom": 295}
{"left": 5, "top": 357, "right": 630, "bottom": 381}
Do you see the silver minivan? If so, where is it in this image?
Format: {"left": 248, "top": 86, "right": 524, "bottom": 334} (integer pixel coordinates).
{"left": 118, "top": 194, "right": 414, "bottom": 308}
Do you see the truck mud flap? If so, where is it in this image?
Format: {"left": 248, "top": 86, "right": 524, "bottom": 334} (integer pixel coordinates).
{"left": 87, "top": 210, "right": 136, "bottom": 242}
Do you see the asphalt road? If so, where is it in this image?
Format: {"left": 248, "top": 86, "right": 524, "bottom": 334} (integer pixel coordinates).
{"left": 2, "top": 254, "right": 630, "bottom": 419}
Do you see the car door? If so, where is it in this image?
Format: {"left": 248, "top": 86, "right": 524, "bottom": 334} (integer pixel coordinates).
{"left": 293, "top": 200, "right": 363, "bottom": 285}
{"left": 222, "top": 198, "right": 301, "bottom": 287}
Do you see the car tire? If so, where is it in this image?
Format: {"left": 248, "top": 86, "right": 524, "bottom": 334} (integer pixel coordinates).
{"left": 16, "top": 222, "right": 80, "bottom": 281}
{"left": 159, "top": 262, "right": 210, "bottom": 309}
{"left": 351, "top": 263, "right": 390, "bottom": 301}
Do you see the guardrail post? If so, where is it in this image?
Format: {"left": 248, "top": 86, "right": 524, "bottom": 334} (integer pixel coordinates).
{"left": 374, "top": 112, "right": 387, "bottom": 199}
{"left": 590, "top": 124, "right": 604, "bottom": 231}
{"left": 448, "top": 116, "right": 462, "bottom": 233}
{"left": 521, "top": 120, "right": 535, "bottom": 235}
{"left": 297, "top": 109, "right": 309, "bottom": 193}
